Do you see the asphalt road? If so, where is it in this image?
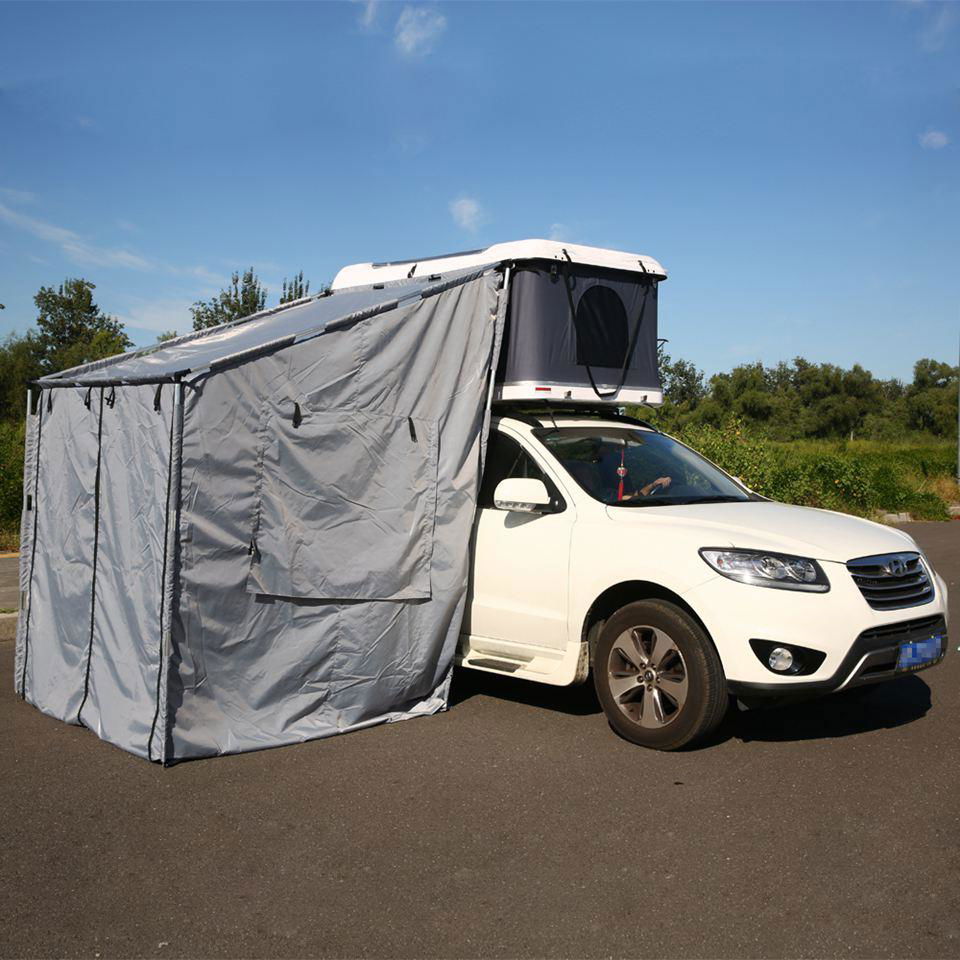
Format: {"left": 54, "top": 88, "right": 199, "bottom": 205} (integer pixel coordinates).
{"left": 0, "top": 552, "right": 17, "bottom": 609}
{"left": 2, "top": 522, "right": 957, "bottom": 959}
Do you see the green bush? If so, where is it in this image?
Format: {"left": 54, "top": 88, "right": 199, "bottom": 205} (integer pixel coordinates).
{"left": 0, "top": 419, "right": 25, "bottom": 548}
{"left": 666, "top": 418, "right": 956, "bottom": 520}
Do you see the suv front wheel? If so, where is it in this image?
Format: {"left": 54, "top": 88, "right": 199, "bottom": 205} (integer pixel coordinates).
{"left": 593, "top": 599, "right": 728, "bottom": 750}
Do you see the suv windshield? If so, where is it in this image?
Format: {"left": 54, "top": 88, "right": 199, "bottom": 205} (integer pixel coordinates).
{"left": 536, "top": 425, "right": 753, "bottom": 507}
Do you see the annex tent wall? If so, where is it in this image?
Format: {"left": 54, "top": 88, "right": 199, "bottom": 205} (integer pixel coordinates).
{"left": 496, "top": 259, "right": 661, "bottom": 400}
{"left": 15, "top": 267, "right": 504, "bottom": 761}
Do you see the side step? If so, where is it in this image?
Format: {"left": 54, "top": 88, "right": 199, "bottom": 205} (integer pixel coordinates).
{"left": 465, "top": 657, "right": 523, "bottom": 673}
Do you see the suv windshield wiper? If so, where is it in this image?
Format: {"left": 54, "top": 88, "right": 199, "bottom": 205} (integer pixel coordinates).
{"left": 612, "top": 494, "right": 749, "bottom": 508}
{"left": 672, "top": 495, "right": 748, "bottom": 505}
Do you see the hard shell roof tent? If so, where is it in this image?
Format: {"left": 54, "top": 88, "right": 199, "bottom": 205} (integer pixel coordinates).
{"left": 332, "top": 239, "right": 668, "bottom": 407}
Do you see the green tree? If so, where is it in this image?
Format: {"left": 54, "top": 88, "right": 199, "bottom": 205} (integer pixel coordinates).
{"left": 34, "top": 278, "right": 131, "bottom": 374}
{"left": 280, "top": 271, "right": 310, "bottom": 304}
{"left": 661, "top": 355, "right": 706, "bottom": 406}
{"left": 191, "top": 268, "right": 267, "bottom": 330}
{"left": 911, "top": 358, "right": 956, "bottom": 392}
{"left": 156, "top": 330, "right": 178, "bottom": 343}
{"left": 0, "top": 333, "right": 44, "bottom": 422}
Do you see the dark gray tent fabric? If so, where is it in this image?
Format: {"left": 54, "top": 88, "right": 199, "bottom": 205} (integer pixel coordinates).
{"left": 17, "top": 269, "right": 503, "bottom": 761}
{"left": 497, "top": 260, "right": 660, "bottom": 395}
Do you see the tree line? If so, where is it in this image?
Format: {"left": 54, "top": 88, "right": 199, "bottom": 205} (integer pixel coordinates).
{"left": 653, "top": 348, "right": 958, "bottom": 441}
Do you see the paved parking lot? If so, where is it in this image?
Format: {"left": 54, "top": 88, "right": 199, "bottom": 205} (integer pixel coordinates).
{"left": 2, "top": 522, "right": 957, "bottom": 959}
{"left": 0, "top": 552, "right": 17, "bottom": 609}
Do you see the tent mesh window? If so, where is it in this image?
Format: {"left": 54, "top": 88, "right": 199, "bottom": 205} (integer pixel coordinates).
{"left": 574, "top": 285, "right": 629, "bottom": 368}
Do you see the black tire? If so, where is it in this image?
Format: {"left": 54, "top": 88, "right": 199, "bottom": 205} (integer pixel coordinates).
{"left": 593, "top": 599, "right": 728, "bottom": 750}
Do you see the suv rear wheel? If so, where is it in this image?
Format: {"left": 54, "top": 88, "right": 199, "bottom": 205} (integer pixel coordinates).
{"left": 594, "top": 599, "right": 728, "bottom": 750}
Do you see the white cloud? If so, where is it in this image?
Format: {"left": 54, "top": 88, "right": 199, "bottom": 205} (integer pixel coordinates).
{"left": 906, "top": 1, "right": 957, "bottom": 51}
{"left": 548, "top": 223, "right": 571, "bottom": 241}
{"left": 176, "top": 264, "right": 227, "bottom": 286}
{"left": 0, "top": 202, "right": 227, "bottom": 285}
{"left": 0, "top": 202, "right": 153, "bottom": 270}
{"left": 395, "top": 6, "right": 447, "bottom": 57}
{"left": 116, "top": 296, "right": 195, "bottom": 334}
{"left": 449, "top": 197, "right": 483, "bottom": 232}
{"left": 395, "top": 131, "right": 428, "bottom": 155}
{"left": 919, "top": 129, "right": 950, "bottom": 149}
{"left": 0, "top": 187, "right": 36, "bottom": 205}
{"left": 75, "top": 115, "right": 96, "bottom": 130}
{"left": 356, "top": 0, "right": 379, "bottom": 29}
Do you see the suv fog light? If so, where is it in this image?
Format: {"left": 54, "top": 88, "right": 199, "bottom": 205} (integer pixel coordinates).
{"left": 768, "top": 647, "right": 794, "bottom": 672}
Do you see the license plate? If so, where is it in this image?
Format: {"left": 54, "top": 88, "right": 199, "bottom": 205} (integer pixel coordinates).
{"left": 897, "top": 635, "right": 945, "bottom": 671}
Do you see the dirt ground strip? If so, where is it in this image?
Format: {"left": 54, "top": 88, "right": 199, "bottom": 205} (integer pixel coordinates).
{"left": 2, "top": 522, "right": 957, "bottom": 959}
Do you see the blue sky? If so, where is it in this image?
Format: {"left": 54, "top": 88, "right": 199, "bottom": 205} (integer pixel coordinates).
{"left": 0, "top": 1, "right": 956, "bottom": 381}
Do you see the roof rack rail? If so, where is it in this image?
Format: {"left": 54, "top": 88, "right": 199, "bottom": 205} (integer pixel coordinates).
{"left": 491, "top": 400, "right": 662, "bottom": 433}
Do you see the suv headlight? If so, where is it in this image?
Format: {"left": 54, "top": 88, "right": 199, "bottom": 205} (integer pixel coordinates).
{"left": 699, "top": 548, "right": 830, "bottom": 593}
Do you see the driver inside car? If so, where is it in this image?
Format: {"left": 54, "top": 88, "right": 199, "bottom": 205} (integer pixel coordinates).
{"left": 597, "top": 439, "right": 672, "bottom": 501}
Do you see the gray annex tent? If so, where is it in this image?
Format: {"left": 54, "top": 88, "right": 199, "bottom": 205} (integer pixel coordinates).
{"left": 15, "top": 267, "right": 505, "bottom": 762}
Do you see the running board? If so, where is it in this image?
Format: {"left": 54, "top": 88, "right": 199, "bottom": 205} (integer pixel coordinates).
{"left": 458, "top": 634, "right": 586, "bottom": 686}
{"left": 465, "top": 657, "right": 523, "bottom": 673}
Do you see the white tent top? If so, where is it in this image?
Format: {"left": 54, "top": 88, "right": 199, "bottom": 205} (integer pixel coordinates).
{"left": 331, "top": 239, "right": 667, "bottom": 290}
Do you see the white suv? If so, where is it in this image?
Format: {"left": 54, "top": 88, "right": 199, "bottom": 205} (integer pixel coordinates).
{"left": 459, "top": 407, "right": 949, "bottom": 749}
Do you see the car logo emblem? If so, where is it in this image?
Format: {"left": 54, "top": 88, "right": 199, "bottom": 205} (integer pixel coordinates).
{"left": 885, "top": 557, "right": 907, "bottom": 577}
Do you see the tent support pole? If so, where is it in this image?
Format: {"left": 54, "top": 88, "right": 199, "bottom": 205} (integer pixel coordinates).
{"left": 147, "top": 380, "right": 181, "bottom": 762}
{"left": 151, "top": 379, "right": 185, "bottom": 765}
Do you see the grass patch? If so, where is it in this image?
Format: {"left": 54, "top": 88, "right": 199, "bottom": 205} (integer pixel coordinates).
{"left": 669, "top": 421, "right": 957, "bottom": 521}
{"left": 0, "top": 526, "right": 19, "bottom": 553}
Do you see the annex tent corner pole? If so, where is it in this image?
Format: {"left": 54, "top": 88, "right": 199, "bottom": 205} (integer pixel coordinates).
{"left": 76, "top": 387, "right": 106, "bottom": 725}
{"left": 150, "top": 377, "right": 185, "bottom": 765}
{"left": 16, "top": 387, "right": 44, "bottom": 699}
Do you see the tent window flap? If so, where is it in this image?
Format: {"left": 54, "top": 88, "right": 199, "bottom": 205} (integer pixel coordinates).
{"left": 246, "top": 405, "right": 438, "bottom": 601}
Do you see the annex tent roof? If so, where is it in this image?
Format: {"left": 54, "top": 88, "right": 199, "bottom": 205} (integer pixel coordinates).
{"left": 38, "top": 269, "right": 485, "bottom": 387}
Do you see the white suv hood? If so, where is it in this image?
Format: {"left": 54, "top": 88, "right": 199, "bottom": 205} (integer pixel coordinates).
{"left": 605, "top": 500, "right": 918, "bottom": 563}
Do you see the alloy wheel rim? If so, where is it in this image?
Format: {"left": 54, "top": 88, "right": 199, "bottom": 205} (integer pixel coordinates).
{"left": 607, "top": 625, "right": 689, "bottom": 728}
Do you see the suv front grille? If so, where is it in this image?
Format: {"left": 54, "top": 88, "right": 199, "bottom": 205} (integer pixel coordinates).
{"left": 846, "top": 552, "right": 934, "bottom": 611}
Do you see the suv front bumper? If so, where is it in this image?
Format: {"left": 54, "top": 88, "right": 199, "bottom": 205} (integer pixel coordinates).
{"left": 727, "top": 613, "right": 947, "bottom": 706}
{"left": 683, "top": 557, "right": 948, "bottom": 697}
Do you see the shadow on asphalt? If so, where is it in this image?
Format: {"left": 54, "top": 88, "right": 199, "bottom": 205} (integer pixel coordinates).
{"left": 449, "top": 667, "right": 603, "bottom": 716}
{"left": 729, "top": 674, "right": 933, "bottom": 744}
{"left": 450, "top": 667, "right": 933, "bottom": 745}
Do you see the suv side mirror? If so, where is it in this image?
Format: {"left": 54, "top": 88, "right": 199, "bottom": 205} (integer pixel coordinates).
{"left": 493, "top": 478, "right": 552, "bottom": 514}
